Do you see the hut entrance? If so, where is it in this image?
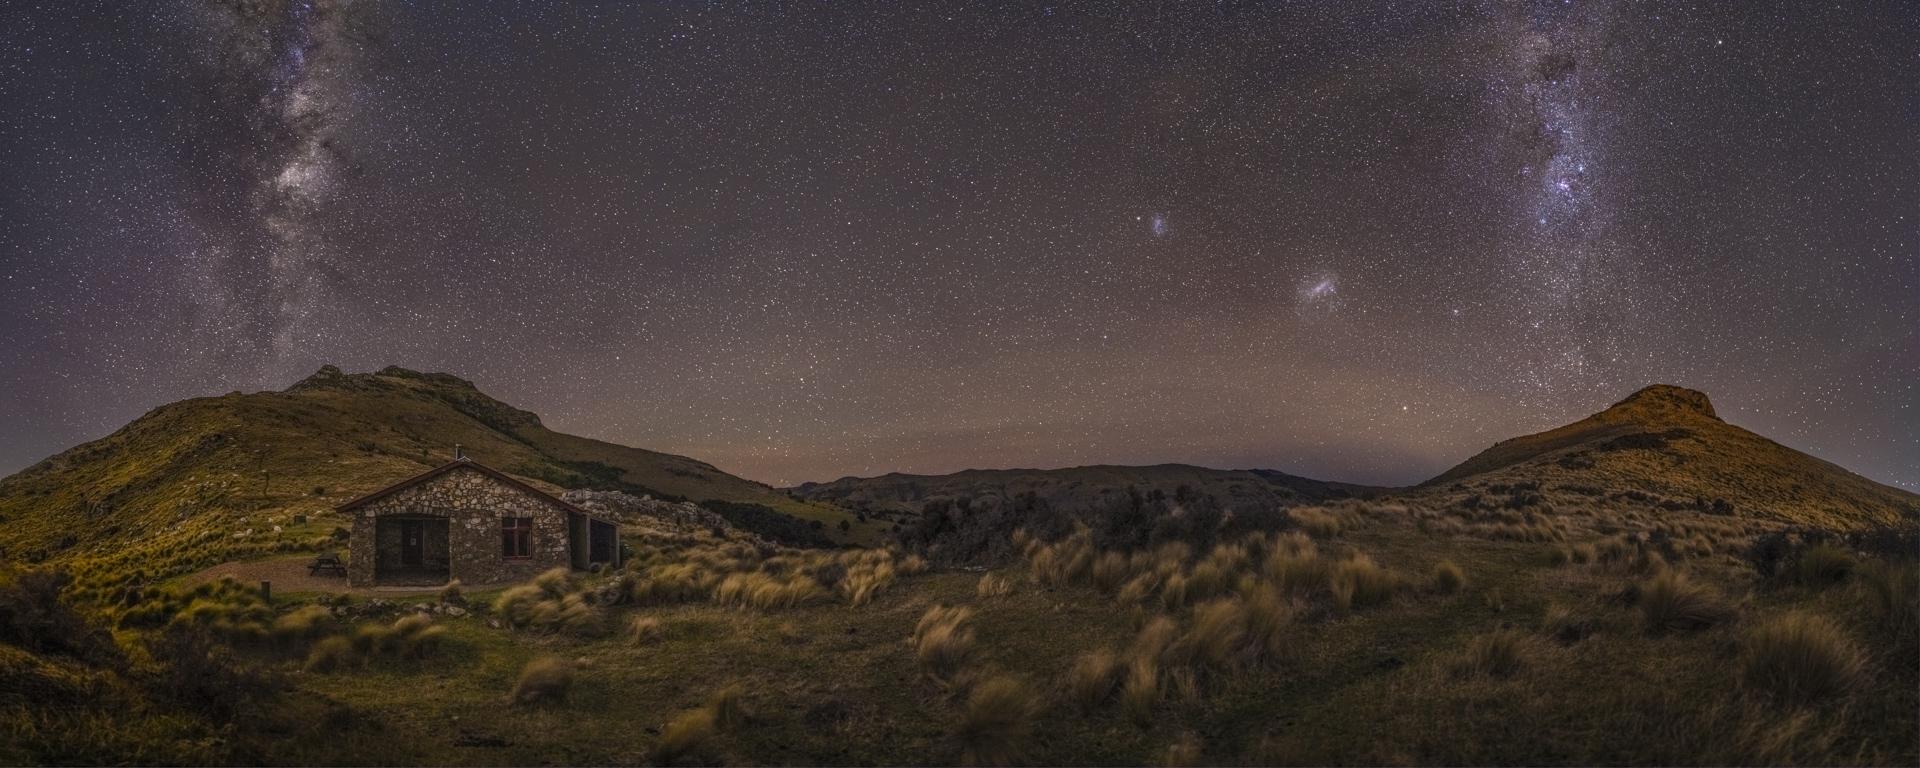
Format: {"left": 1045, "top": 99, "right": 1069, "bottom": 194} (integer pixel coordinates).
{"left": 374, "top": 515, "right": 450, "bottom": 584}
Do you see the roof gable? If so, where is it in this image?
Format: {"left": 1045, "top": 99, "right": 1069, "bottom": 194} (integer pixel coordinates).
{"left": 336, "top": 458, "right": 605, "bottom": 522}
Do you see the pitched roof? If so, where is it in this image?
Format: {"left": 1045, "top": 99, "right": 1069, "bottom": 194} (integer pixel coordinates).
{"left": 335, "top": 458, "right": 614, "bottom": 525}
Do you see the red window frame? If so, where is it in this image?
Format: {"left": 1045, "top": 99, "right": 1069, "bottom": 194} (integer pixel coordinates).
{"left": 502, "top": 517, "right": 533, "bottom": 559}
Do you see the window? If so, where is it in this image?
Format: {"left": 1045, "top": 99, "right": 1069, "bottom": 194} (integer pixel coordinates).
{"left": 502, "top": 517, "right": 533, "bottom": 559}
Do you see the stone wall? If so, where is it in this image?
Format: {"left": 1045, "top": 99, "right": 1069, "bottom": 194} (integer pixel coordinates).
{"left": 348, "top": 465, "right": 572, "bottom": 586}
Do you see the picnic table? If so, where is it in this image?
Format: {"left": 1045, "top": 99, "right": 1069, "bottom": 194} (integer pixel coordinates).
{"left": 308, "top": 551, "right": 347, "bottom": 578}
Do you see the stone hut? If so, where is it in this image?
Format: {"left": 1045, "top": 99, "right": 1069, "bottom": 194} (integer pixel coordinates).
{"left": 338, "top": 457, "right": 619, "bottom": 587}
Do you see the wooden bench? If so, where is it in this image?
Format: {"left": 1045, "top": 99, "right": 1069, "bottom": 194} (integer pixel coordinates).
{"left": 309, "top": 552, "right": 347, "bottom": 578}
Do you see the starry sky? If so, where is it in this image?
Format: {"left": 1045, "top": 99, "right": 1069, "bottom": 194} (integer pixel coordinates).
{"left": 2, "top": 1, "right": 1915, "bottom": 490}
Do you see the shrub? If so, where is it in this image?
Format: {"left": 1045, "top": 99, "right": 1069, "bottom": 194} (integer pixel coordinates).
{"left": 954, "top": 676, "right": 1035, "bottom": 766}
{"left": 977, "top": 573, "right": 1014, "bottom": 599}
{"left": 1455, "top": 630, "right": 1528, "bottom": 678}
{"left": 1430, "top": 560, "right": 1467, "bottom": 594}
{"left": 1638, "top": 571, "right": 1735, "bottom": 634}
{"left": 628, "top": 616, "right": 665, "bottom": 644}
{"left": 1066, "top": 648, "right": 1121, "bottom": 712}
{"left": 509, "top": 657, "right": 573, "bottom": 706}
{"left": 304, "top": 636, "right": 355, "bottom": 673}
{"left": 654, "top": 707, "right": 718, "bottom": 765}
{"left": 1740, "top": 612, "right": 1863, "bottom": 705}
{"left": 0, "top": 568, "right": 119, "bottom": 663}
{"left": 145, "top": 625, "right": 282, "bottom": 720}
{"left": 913, "top": 605, "right": 976, "bottom": 683}
{"left": 1788, "top": 544, "right": 1854, "bottom": 587}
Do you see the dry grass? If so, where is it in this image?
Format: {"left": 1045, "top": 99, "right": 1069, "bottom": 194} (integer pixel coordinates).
{"left": 953, "top": 676, "right": 1036, "bottom": 766}
{"left": 302, "top": 635, "right": 353, "bottom": 673}
{"left": 1066, "top": 648, "right": 1121, "bottom": 712}
{"left": 1163, "top": 732, "right": 1204, "bottom": 768}
{"left": 1740, "top": 612, "right": 1864, "bottom": 705}
{"left": 654, "top": 707, "right": 718, "bottom": 765}
{"left": 913, "top": 605, "right": 977, "bottom": 683}
{"left": 705, "top": 682, "right": 749, "bottom": 730}
{"left": 976, "top": 573, "right": 1014, "bottom": 599}
{"left": 1330, "top": 552, "right": 1400, "bottom": 612}
{"left": 1289, "top": 507, "right": 1343, "bottom": 537}
{"left": 1856, "top": 560, "right": 1919, "bottom": 647}
{"left": 1430, "top": 560, "right": 1467, "bottom": 594}
{"left": 1453, "top": 629, "right": 1529, "bottom": 678}
{"left": 627, "top": 615, "right": 665, "bottom": 644}
{"left": 508, "top": 657, "right": 572, "bottom": 707}
{"left": 1637, "top": 570, "right": 1736, "bottom": 634}
{"left": 1788, "top": 544, "right": 1854, "bottom": 587}
{"left": 1121, "top": 653, "right": 1159, "bottom": 725}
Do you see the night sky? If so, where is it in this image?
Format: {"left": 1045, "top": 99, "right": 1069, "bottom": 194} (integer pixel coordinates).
{"left": 2, "top": 1, "right": 1915, "bottom": 490}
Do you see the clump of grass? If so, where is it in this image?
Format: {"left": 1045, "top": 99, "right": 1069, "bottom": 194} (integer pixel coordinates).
{"left": 1740, "top": 612, "right": 1864, "bottom": 705}
{"left": 913, "top": 605, "right": 976, "bottom": 683}
{"left": 388, "top": 613, "right": 445, "bottom": 658}
{"left": 1168, "top": 599, "right": 1246, "bottom": 670}
{"left": 1066, "top": 648, "right": 1121, "bottom": 712}
{"left": 1241, "top": 583, "right": 1294, "bottom": 661}
{"left": 1542, "top": 604, "right": 1595, "bottom": 645}
{"left": 1454, "top": 629, "right": 1528, "bottom": 678}
{"left": 1429, "top": 560, "right": 1467, "bottom": 594}
{"left": 1331, "top": 553, "right": 1400, "bottom": 612}
{"left": 1121, "top": 654, "right": 1159, "bottom": 725}
{"left": 1163, "top": 732, "right": 1205, "bottom": 768}
{"left": 1856, "top": 560, "right": 1919, "bottom": 647}
{"left": 715, "top": 572, "right": 826, "bottom": 610}
{"left": 269, "top": 605, "right": 333, "bottom": 643}
{"left": 953, "top": 676, "right": 1035, "bottom": 766}
{"left": 705, "top": 682, "right": 749, "bottom": 730}
{"left": 1289, "top": 507, "right": 1342, "bottom": 537}
{"left": 976, "top": 573, "right": 1013, "bottom": 599}
{"left": 532, "top": 567, "right": 572, "bottom": 597}
{"left": 1637, "top": 570, "right": 1736, "bottom": 634}
{"left": 1788, "top": 544, "right": 1854, "bottom": 587}
{"left": 628, "top": 616, "right": 665, "bottom": 644}
{"left": 654, "top": 707, "right": 718, "bottom": 765}
{"left": 1092, "top": 551, "right": 1131, "bottom": 593}
{"left": 303, "top": 635, "right": 354, "bottom": 673}
{"left": 509, "top": 657, "right": 573, "bottom": 706}
{"left": 437, "top": 580, "right": 464, "bottom": 605}
{"left": 837, "top": 563, "right": 894, "bottom": 607}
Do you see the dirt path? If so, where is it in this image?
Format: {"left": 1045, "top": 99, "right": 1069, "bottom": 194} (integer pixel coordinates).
{"left": 181, "top": 554, "right": 446, "bottom": 597}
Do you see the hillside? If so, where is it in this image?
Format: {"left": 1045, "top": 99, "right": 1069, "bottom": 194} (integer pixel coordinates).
{"left": 1415, "top": 385, "right": 1919, "bottom": 529}
{"left": 0, "top": 366, "right": 870, "bottom": 591}
{"left": 793, "top": 463, "right": 1377, "bottom": 519}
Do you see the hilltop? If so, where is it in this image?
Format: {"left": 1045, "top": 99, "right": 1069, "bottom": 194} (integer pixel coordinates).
{"left": 1416, "top": 385, "right": 1917, "bottom": 529}
{"left": 0, "top": 366, "right": 872, "bottom": 591}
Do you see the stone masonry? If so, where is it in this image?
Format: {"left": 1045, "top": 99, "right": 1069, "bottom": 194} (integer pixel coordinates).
{"left": 346, "top": 462, "right": 575, "bottom": 586}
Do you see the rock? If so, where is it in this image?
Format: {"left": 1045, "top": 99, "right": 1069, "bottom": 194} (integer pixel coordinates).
{"left": 445, "top": 605, "right": 468, "bottom": 618}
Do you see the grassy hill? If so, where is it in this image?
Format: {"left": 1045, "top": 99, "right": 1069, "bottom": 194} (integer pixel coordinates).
{"left": 0, "top": 366, "right": 873, "bottom": 595}
{"left": 1416, "top": 385, "right": 1919, "bottom": 529}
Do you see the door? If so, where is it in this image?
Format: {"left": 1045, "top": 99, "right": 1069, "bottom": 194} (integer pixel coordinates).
{"left": 400, "top": 520, "right": 424, "bottom": 566}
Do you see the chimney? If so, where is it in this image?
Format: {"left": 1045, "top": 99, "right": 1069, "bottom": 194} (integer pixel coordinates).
{"left": 454, "top": 443, "right": 465, "bottom": 461}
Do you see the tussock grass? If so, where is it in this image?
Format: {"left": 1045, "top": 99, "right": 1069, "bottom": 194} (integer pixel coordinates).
{"left": 1289, "top": 507, "right": 1342, "bottom": 537}
{"left": 268, "top": 605, "right": 332, "bottom": 642}
{"left": 508, "top": 657, "right": 572, "bottom": 706}
{"left": 1121, "top": 653, "right": 1159, "bottom": 725}
{"left": 714, "top": 572, "right": 825, "bottom": 610}
{"left": 953, "top": 676, "right": 1036, "bottom": 766}
{"left": 1240, "top": 583, "right": 1295, "bottom": 661}
{"left": 976, "top": 573, "right": 1013, "bottom": 599}
{"left": 1163, "top": 732, "right": 1204, "bottom": 768}
{"left": 1066, "top": 648, "right": 1121, "bottom": 712}
{"left": 1453, "top": 630, "right": 1529, "bottom": 678}
{"left": 705, "top": 682, "right": 749, "bottom": 729}
{"left": 1430, "top": 560, "right": 1467, "bottom": 594}
{"left": 1330, "top": 553, "right": 1400, "bottom": 612}
{"left": 436, "top": 579, "right": 464, "bottom": 604}
{"left": 1740, "top": 612, "right": 1864, "bottom": 705}
{"left": 302, "top": 635, "right": 353, "bottom": 673}
{"left": 1092, "top": 551, "right": 1131, "bottom": 593}
{"left": 1788, "top": 544, "right": 1854, "bottom": 587}
{"left": 627, "top": 615, "right": 664, "bottom": 644}
{"left": 654, "top": 707, "right": 718, "bottom": 765}
{"left": 913, "top": 605, "right": 977, "bottom": 683}
{"left": 1637, "top": 570, "right": 1736, "bottom": 634}
{"left": 1856, "top": 560, "right": 1919, "bottom": 647}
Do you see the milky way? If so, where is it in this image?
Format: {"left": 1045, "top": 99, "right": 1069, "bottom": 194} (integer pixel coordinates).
{"left": 1, "top": 1, "right": 1914, "bottom": 490}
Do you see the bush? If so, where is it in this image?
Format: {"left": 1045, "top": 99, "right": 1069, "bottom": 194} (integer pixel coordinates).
{"left": 954, "top": 676, "right": 1035, "bottom": 766}
{"left": 654, "top": 707, "right": 718, "bottom": 765}
{"left": 1740, "top": 612, "right": 1863, "bottom": 705}
{"left": 0, "top": 568, "right": 118, "bottom": 663}
{"left": 145, "top": 625, "right": 282, "bottom": 720}
{"left": 913, "top": 605, "right": 976, "bottom": 683}
{"left": 1430, "top": 560, "right": 1467, "bottom": 594}
{"left": 1637, "top": 571, "right": 1735, "bottom": 634}
{"left": 1066, "top": 648, "right": 1120, "bottom": 712}
{"left": 509, "top": 657, "right": 573, "bottom": 706}
{"left": 1454, "top": 630, "right": 1528, "bottom": 678}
